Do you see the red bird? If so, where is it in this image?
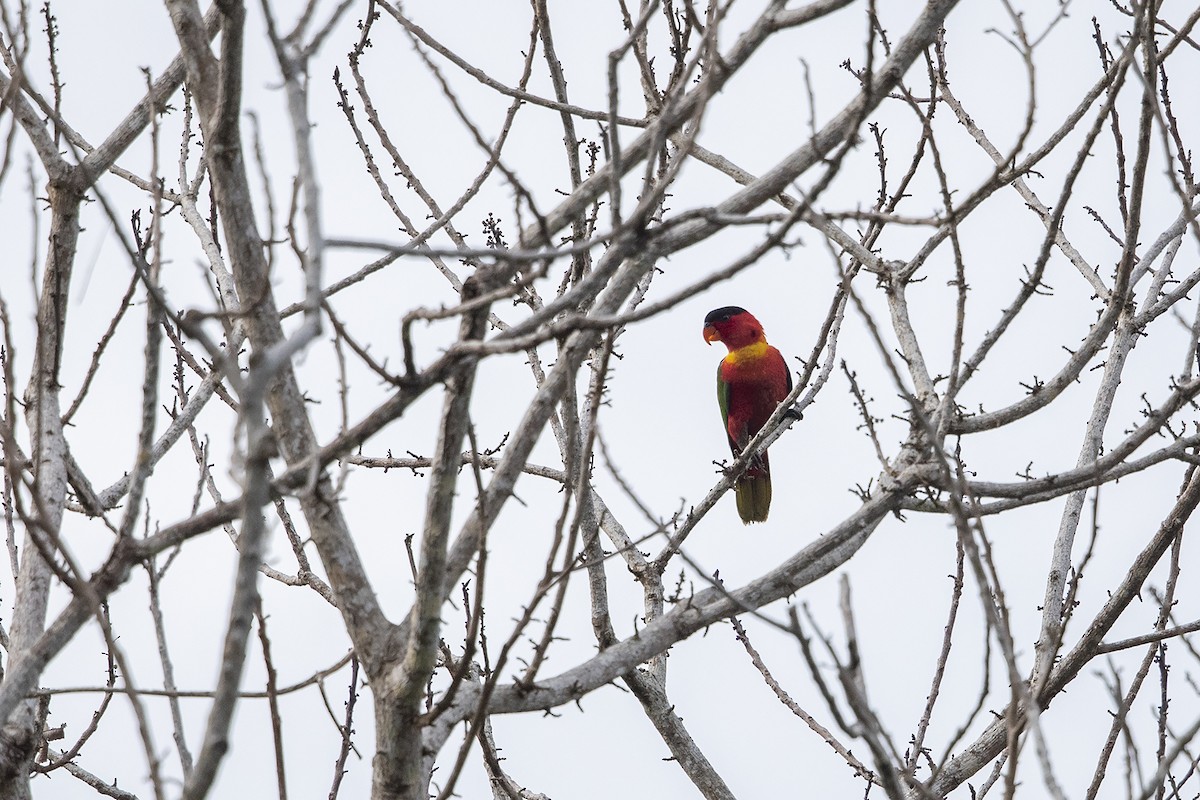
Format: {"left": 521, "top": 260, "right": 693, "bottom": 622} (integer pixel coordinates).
{"left": 703, "top": 306, "right": 792, "bottom": 523}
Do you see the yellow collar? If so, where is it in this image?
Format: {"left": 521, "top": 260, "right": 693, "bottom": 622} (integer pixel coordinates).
{"left": 724, "top": 341, "right": 768, "bottom": 365}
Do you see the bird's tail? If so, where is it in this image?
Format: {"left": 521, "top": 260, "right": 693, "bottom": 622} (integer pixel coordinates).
{"left": 734, "top": 453, "right": 771, "bottom": 523}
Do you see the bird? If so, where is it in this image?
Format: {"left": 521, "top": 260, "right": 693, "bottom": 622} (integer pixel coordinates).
{"left": 703, "top": 306, "right": 793, "bottom": 523}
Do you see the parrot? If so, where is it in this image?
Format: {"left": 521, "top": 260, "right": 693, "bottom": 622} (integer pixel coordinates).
{"left": 703, "top": 306, "right": 793, "bottom": 523}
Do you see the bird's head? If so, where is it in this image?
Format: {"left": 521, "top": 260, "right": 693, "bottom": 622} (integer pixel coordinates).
{"left": 703, "top": 306, "right": 765, "bottom": 350}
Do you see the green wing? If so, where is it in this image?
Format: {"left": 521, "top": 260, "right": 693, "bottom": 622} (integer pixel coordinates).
{"left": 717, "top": 362, "right": 732, "bottom": 447}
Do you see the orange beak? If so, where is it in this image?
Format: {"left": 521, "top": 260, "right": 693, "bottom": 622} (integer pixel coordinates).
{"left": 703, "top": 325, "right": 721, "bottom": 345}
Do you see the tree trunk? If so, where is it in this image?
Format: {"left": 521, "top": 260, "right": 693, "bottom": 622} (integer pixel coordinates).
{"left": 0, "top": 179, "right": 84, "bottom": 798}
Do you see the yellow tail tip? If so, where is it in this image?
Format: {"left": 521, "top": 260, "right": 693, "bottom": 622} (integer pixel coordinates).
{"left": 734, "top": 474, "right": 772, "bottom": 524}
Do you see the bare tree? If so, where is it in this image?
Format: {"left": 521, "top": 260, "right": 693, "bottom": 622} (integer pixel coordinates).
{"left": 1, "top": 1, "right": 1200, "bottom": 798}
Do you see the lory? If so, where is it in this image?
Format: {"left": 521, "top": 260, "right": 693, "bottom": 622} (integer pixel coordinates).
{"left": 703, "top": 306, "right": 792, "bottom": 523}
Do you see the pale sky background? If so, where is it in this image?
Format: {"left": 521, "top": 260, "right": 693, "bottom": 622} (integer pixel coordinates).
{"left": 1, "top": 1, "right": 1199, "bottom": 798}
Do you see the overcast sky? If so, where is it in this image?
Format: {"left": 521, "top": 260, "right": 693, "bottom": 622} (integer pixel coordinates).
{"left": 2, "top": 1, "right": 1199, "bottom": 798}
